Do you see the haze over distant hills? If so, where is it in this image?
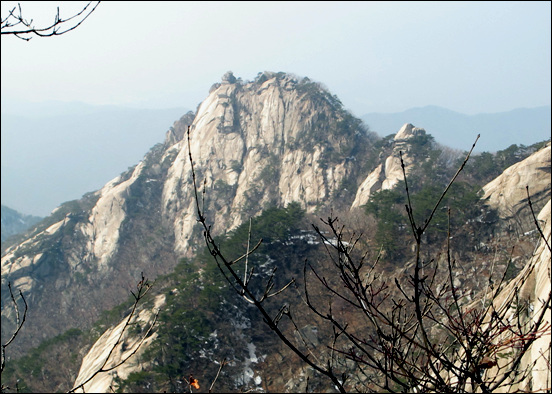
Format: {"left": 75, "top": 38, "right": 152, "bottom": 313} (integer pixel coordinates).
{"left": 362, "top": 105, "right": 551, "bottom": 153}
{"left": 1, "top": 100, "right": 187, "bottom": 217}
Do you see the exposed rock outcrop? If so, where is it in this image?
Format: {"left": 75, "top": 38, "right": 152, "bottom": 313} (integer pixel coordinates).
{"left": 350, "top": 123, "right": 426, "bottom": 209}
{"left": 438, "top": 146, "right": 551, "bottom": 392}
{"left": 161, "top": 72, "right": 371, "bottom": 255}
{"left": 73, "top": 294, "right": 166, "bottom": 393}
{"left": 462, "top": 200, "right": 551, "bottom": 393}
{"left": 393, "top": 122, "right": 426, "bottom": 141}
{"left": 504, "top": 199, "right": 551, "bottom": 392}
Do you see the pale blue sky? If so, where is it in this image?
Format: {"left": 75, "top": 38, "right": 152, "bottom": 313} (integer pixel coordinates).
{"left": 1, "top": 1, "right": 551, "bottom": 217}
{"left": 1, "top": 1, "right": 551, "bottom": 116}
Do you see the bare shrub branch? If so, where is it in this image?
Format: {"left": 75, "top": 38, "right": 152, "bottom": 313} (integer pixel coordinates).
{"left": 186, "top": 126, "right": 347, "bottom": 392}
{"left": 188, "top": 126, "right": 550, "bottom": 392}
{"left": 68, "top": 273, "right": 158, "bottom": 393}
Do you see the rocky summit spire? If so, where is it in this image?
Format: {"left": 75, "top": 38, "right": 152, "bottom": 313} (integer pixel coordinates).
{"left": 158, "top": 72, "right": 378, "bottom": 255}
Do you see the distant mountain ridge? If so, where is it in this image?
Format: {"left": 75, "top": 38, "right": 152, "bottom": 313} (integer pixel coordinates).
{"left": 1, "top": 205, "right": 42, "bottom": 242}
{"left": 2, "top": 98, "right": 548, "bottom": 217}
{"left": 362, "top": 105, "right": 551, "bottom": 152}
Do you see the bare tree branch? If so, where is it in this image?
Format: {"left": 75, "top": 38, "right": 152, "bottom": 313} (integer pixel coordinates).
{"left": 208, "top": 358, "right": 227, "bottom": 393}
{"left": 1, "top": 283, "right": 28, "bottom": 393}
{"left": 1, "top": 2, "right": 101, "bottom": 41}
{"left": 186, "top": 125, "right": 348, "bottom": 393}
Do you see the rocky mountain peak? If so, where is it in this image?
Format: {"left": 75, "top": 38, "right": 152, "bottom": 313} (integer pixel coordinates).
{"left": 394, "top": 122, "right": 426, "bottom": 141}
{"left": 160, "top": 71, "right": 373, "bottom": 254}
{"left": 1, "top": 72, "right": 374, "bottom": 354}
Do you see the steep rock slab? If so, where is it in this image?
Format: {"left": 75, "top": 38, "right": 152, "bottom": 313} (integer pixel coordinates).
{"left": 482, "top": 142, "right": 551, "bottom": 233}
{"left": 73, "top": 294, "right": 165, "bottom": 393}
{"left": 482, "top": 200, "right": 551, "bottom": 392}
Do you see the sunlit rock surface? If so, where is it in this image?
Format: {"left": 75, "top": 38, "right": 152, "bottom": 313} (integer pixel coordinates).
{"left": 482, "top": 142, "right": 551, "bottom": 231}
{"left": 162, "top": 72, "right": 363, "bottom": 254}
{"left": 1, "top": 71, "right": 372, "bottom": 354}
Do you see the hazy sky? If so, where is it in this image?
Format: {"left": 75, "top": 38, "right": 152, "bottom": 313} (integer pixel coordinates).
{"left": 1, "top": 1, "right": 551, "bottom": 217}
{"left": 1, "top": 1, "right": 551, "bottom": 117}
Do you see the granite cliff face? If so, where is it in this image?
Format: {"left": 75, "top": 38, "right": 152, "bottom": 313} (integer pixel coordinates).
{"left": 351, "top": 123, "right": 427, "bottom": 209}
{"left": 488, "top": 199, "right": 551, "bottom": 392}
{"left": 1, "top": 72, "right": 377, "bottom": 354}
{"left": 479, "top": 144, "right": 551, "bottom": 391}
{"left": 161, "top": 71, "right": 374, "bottom": 255}
{"left": 73, "top": 294, "right": 166, "bottom": 393}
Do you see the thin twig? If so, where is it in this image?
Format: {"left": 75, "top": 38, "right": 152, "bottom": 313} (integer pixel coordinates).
{"left": 209, "top": 358, "right": 227, "bottom": 393}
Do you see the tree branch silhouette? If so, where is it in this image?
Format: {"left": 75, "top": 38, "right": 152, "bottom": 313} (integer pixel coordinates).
{"left": 187, "top": 126, "right": 550, "bottom": 392}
